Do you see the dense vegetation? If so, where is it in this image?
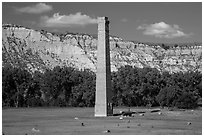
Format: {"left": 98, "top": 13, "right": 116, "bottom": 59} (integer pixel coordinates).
{"left": 112, "top": 66, "right": 201, "bottom": 109}
{"left": 2, "top": 64, "right": 202, "bottom": 109}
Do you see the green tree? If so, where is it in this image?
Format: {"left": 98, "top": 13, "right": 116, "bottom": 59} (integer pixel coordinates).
{"left": 2, "top": 64, "right": 16, "bottom": 107}
{"left": 156, "top": 85, "right": 182, "bottom": 107}
{"left": 70, "top": 69, "right": 96, "bottom": 107}
{"left": 2, "top": 64, "right": 32, "bottom": 107}
{"left": 42, "top": 66, "right": 63, "bottom": 106}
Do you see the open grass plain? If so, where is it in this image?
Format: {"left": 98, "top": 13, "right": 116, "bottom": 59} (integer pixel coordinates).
{"left": 2, "top": 107, "right": 202, "bottom": 135}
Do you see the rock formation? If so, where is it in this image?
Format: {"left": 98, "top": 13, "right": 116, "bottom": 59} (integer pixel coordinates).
{"left": 2, "top": 24, "right": 202, "bottom": 73}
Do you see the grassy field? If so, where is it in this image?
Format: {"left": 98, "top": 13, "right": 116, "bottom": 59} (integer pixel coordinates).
{"left": 2, "top": 107, "right": 202, "bottom": 135}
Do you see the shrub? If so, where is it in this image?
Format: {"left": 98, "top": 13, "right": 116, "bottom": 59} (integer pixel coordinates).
{"left": 175, "top": 92, "right": 198, "bottom": 109}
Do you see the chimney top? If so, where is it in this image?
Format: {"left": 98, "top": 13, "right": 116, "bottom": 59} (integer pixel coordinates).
{"left": 98, "top": 17, "right": 108, "bottom": 21}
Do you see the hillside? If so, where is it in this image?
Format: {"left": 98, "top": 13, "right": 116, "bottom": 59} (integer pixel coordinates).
{"left": 2, "top": 24, "right": 202, "bottom": 73}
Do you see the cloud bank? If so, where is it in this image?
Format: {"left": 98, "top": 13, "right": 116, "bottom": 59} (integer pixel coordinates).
{"left": 16, "top": 3, "right": 52, "bottom": 14}
{"left": 40, "top": 12, "right": 97, "bottom": 27}
{"left": 137, "top": 22, "right": 191, "bottom": 38}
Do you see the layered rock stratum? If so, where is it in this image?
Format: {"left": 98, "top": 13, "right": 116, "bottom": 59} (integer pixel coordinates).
{"left": 2, "top": 24, "right": 202, "bottom": 73}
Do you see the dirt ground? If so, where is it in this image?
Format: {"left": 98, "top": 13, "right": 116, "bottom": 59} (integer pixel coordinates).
{"left": 2, "top": 107, "right": 202, "bottom": 135}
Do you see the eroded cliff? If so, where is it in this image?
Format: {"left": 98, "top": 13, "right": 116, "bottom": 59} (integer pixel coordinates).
{"left": 2, "top": 24, "right": 202, "bottom": 73}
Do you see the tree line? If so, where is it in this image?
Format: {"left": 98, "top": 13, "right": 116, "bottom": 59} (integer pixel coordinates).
{"left": 112, "top": 66, "right": 201, "bottom": 109}
{"left": 2, "top": 64, "right": 202, "bottom": 109}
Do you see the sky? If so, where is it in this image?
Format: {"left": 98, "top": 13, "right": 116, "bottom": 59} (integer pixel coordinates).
{"left": 2, "top": 2, "right": 202, "bottom": 43}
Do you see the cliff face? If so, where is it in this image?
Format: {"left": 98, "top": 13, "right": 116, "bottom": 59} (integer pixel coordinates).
{"left": 2, "top": 24, "right": 202, "bottom": 73}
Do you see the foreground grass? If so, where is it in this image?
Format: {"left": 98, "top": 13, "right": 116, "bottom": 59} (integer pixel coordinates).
{"left": 2, "top": 107, "right": 202, "bottom": 135}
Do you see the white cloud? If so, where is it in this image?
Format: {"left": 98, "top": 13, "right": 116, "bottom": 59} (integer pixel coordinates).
{"left": 137, "top": 22, "right": 191, "bottom": 38}
{"left": 40, "top": 12, "right": 97, "bottom": 27}
{"left": 121, "top": 18, "right": 128, "bottom": 22}
{"left": 16, "top": 3, "right": 52, "bottom": 14}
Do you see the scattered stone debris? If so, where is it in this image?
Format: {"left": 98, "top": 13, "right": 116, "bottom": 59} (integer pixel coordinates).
{"left": 137, "top": 111, "right": 146, "bottom": 114}
{"left": 74, "top": 117, "right": 79, "bottom": 120}
{"left": 150, "top": 109, "right": 161, "bottom": 113}
{"left": 158, "top": 112, "right": 162, "bottom": 115}
{"left": 81, "top": 123, "right": 85, "bottom": 126}
{"left": 103, "top": 130, "right": 111, "bottom": 133}
{"left": 2, "top": 132, "right": 5, "bottom": 135}
{"left": 122, "top": 111, "right": 135, "bottom": 117}
{"left": 117, "top": 124, "right": 120, "bottom": 126}
{"left": 113, "top": 113, "right": 121, "bottom": 116}
{"left": 151, "top": 125, "right": 154, "bottom": 128}
{"left": 127, "top": 126, "right": 130, "bottom": 128}
{"left": 187, "top": 122, "right": 191, "bottom": 125}
{"left": 32, "top": 128, "right": 40, "bottom": 132}
{"left": 137, "top": 123, "right": 141, "bottom": 126}
{"left": 139, "top": 113, "right": 144, "bottom": 116}
{"left": 114, "top": 110, "right": 146, "bottom": 117}
{"left": 127, "top": 120, "right": 130, "bottom": 123}
{"left": 119, "top": 116, "right": 123, "bottom": 120}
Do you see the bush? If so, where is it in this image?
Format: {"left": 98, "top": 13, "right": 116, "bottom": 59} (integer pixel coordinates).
{"left": 175, "top": 92, "right": 198, "bottom": 109}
